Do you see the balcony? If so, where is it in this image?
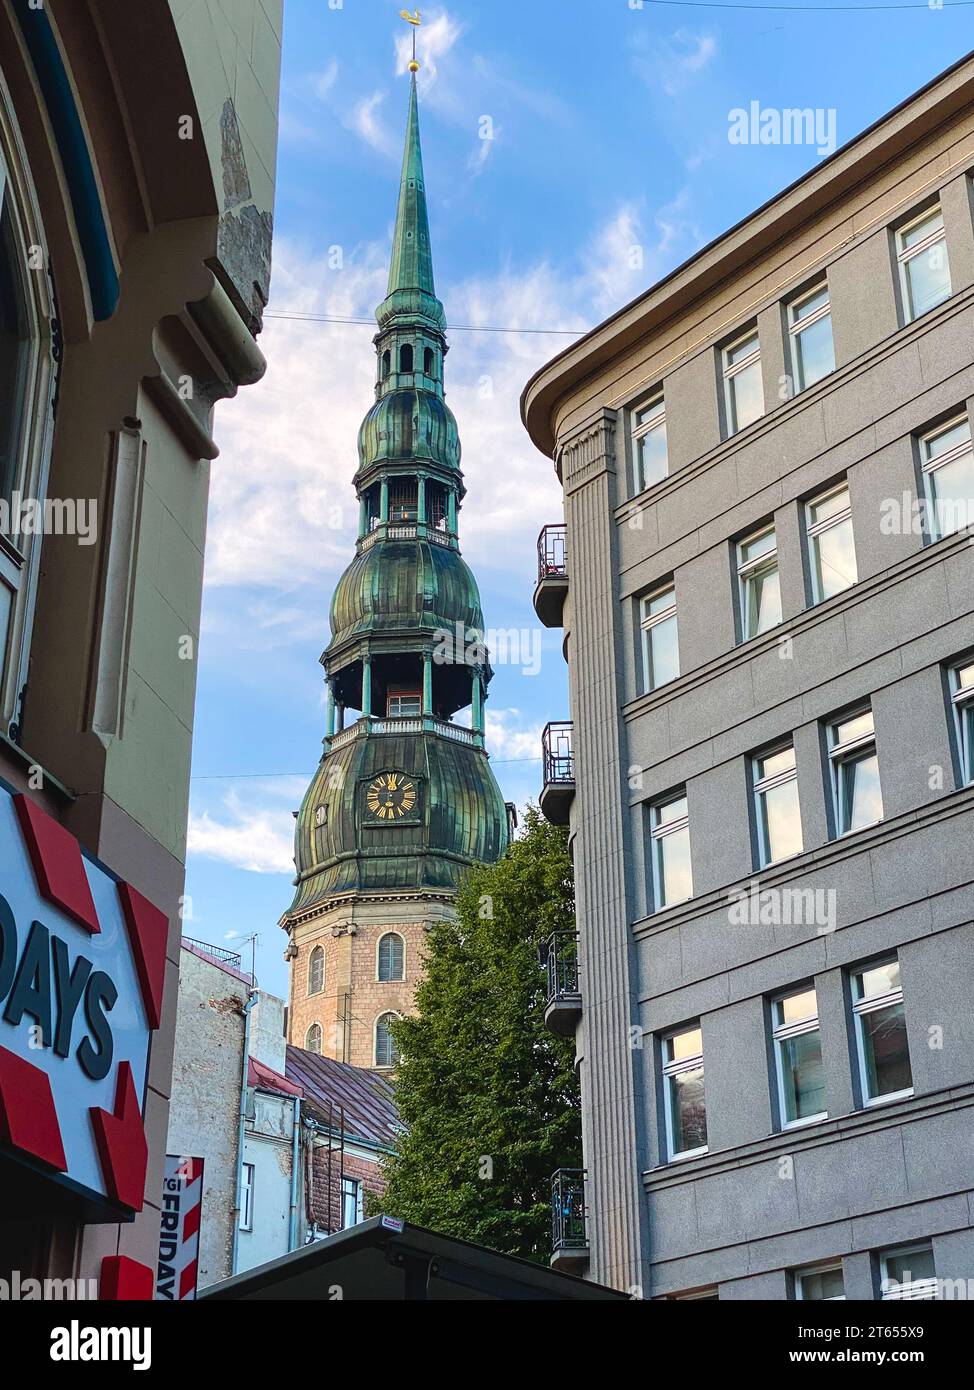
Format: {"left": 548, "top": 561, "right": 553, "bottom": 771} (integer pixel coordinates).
{"left": 540, "top": 721, "right": 574, "bottom": 826}
{"left": 327, "top": 713, "right": 483, "bottom": 753}
{"left": 550, "top": 1169, "right": 588, "bottom": 1273}
{"left": 532, "top": 524, "right": 568, "bottom": 628}
{"left": 541, "top": 931, "right": 581, "bottom": 1037}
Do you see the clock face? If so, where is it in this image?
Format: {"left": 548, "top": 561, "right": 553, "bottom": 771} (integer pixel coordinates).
{"left": 366, "top": 771, "right": 418, "bottom": 821}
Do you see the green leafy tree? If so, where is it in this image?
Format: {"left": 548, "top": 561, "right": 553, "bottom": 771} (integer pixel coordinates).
{"left": 374, "top": 807, "right": 580, "bottom": 1261}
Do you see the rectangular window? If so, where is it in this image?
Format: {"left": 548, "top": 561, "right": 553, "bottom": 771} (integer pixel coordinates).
{"left": 341, "top": 1176, "right": 364, "bottom": 1229}
{"left": 737, "top": 526, "right": 781, "bottom": 640}
{"left": 829, "top": 707, "right": 882, "bottom": 835}
{"left": 722, "top": 329, "right": 764, "bottom": 435}
{"left": 240, "top": 1162, "right": 255, "bottom": 1232}
{"left": 806, "top": 482, "right": 857, "bottom": 602}
{"left": 640, "top": 584, "right": 679, "bottom": 692}
{"left": 631, "top": 394, "right": 667, "bottom": 493}
{"left": 950, "top": 658, "right": 974, "bottom": 784}
{"left": 662, "top": 1025, "right": 707, "bottom": 1160}
{"left": 795, "top": 1263, "right": 845, "bottom": 1301}
{"left": 650, "top": 792, "right": 692, "bottom": 909}
{"left": 851, "top": 957, "right": 913, "bottom": 1105}
{"left": 772, "top": 986, "right": 826, "bottom": 1128}
{"left": 897, "top": 205, "right": 951, "bottom": 322}
{"left": 753, "top": 743, "right": 803, "bottom": 866}
{"left": 789, "top": 282, "right": 834, "bottom": 391}
{"left": 919, "top": 415, "right": 974, "bottom": 541}
{"left": 880, "top": 1243, "right": 936, "bottom": 1301}
{"left": 387, "top": 690, "right": 421, "bottom": 717}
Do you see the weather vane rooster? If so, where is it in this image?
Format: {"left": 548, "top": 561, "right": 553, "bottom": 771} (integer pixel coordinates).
{"left": 400, "top": 9, "right": 422, "bottom": 72}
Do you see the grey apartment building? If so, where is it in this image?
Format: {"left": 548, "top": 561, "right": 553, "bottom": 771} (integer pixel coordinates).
{"left": 523, "top": 54, "right": 974, "bottom": 1301}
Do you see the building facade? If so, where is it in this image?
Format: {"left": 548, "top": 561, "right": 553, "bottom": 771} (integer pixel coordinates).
{"left": 0, "top": 0, "right": 281, "bottom": 1298}
{"left": 281, "top": 73, "right": 508, "bottom": 1070}
{"left": 524, "top": 55, "right": 974, "bottom": 1300}
{"left": 167, "top": 939, "right": 395, "bottom": 1292}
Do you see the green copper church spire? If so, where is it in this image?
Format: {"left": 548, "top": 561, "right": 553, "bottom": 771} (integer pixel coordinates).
{"left": 376, "top": 74, "right": 446, "bottom": 334}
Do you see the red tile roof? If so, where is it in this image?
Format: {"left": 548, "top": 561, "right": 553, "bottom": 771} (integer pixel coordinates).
{"left": 248, "top": 1055, "right": 303, "bottom": 1098}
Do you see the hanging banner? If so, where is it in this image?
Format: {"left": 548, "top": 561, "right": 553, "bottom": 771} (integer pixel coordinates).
{"left": 156, "top": 1155, "right": 205, "bottom": 1300}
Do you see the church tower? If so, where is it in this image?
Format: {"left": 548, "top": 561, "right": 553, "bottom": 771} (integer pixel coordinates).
{"left": 282, "top": 69, "right": 509, "bottom": 1070}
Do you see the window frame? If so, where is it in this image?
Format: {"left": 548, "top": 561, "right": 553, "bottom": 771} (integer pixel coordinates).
{"left": 341, "top": 1176, "right": 365, "bottom": 1229}
{"left": 661, "top": 1024, "right": 708, "bottom": 1162}
{"left": 630, "top": 391, "right": 667, "bottom": 495}
{"left": 794, "top": 1261, "right": 845, "bottom": 1301}
{"left": 805, "top": 481, "right": 857, "bottom": 604}
{"left": 828, "top": 706, "right": 882, "bottom": 837}
{"left": 788, "top": 280, "right": 834, "bottom": 393}
{"left": 374, "top": 1011, "right": 401, "bottom": 1069}
{"left": 770, "top": 985, "right": 827, "bottom": 1130}
{"left": 649, "top": 791, "right": 692, "bottom": 911}
{"left": 387, "top": 689, "right": 422, "bottom": 717}
{"left": 0, "top": 114, "right": 57, "bottom": 735}
{"left": 918, "top": 414, "right": 973, "bottom": 542}
{"left": 949, "top": 657, "right": 974, "bottom": 785}
{"left": 639, "top": 582, "right": 678, "bottom": 694}
{"left": 240, "top": 1161, "right": 255, "bottom": 1232}
{"left": 305, "top": 1022, "right": 322, "bottom": 1054}
{"left": 377, "top": 931, "right": 405, "bottom": 982}
{"left": 896, "top": 204, "right": 951, "bottom": 324}
{"left": 307, "top": 945, "right": 324, "bottom": 996}
{"left": 850, "top": 957, "right": 913, "bottom": 1108}
{"left": 752, "top": 742, "right": 803, "bottom": 868}
{"left": 722, "top": 327, "right": 764, "bottom": 436}
{"left": 737, "top": 524, "right": 781, "bottom": 642}
{"left": 879, "top": 1242, "right": 937, "bottom": 1301}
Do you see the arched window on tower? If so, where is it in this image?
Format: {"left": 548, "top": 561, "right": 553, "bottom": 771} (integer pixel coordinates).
{"left": 381, "top": 349, "right": 391, "bottom": 378}
{"left": 375, "top": 1013, "right": 401, "bottom": 1068}
{"left": 377, "top": 932, "right": 405, "bottom": 982}
{"left": 308, "top": 945, "right": 324, "bottom": 996}
{"left": 399, "top": 343, "right": 413, "bottom": 373}
{"left": 306, "top": 1022, "right": 323, "bottom": 1054}
{"left": 423, "top": 346, "right": 434, "bottom": 377}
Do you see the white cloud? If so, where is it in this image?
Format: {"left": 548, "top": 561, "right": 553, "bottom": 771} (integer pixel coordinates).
{"left": 313, "top": 59, "right": 339, "bottom": 101}
{"left": 633, "top": 28, "right": 718, "bottom": 99}
{"left": 485, "top": 708, "right": 543, "bottom": 763}
{"left": 395, "top": 10, "right": 463, "bottom": 87}
{"left": 345, "top": 91, "right": 397, "bottom": 156}
{"left": 188, "top": 782, "right": 305, "bottom": 875}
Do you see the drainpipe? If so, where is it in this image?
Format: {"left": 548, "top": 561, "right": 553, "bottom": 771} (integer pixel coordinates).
{"left": 288, "top": 1095, "right": 302, "bottom": 1252}
{"left": 230, "top": 990, "right": 257, "bottom": 1277}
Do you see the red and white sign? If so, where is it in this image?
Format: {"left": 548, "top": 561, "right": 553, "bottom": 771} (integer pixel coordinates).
{"left": 156, "top": 1155, "right": 204, "bottom": 1300}
{"left": 0, "top": 785, "right": 168, "bottom": 1212}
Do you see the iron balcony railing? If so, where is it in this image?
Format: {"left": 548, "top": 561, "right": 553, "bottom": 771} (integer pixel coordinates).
{"left": 541, "top": 930, "right": 580, "bottom": 1006}
{"left": 542, "top": 721, "right": 574, "bottom": 786}
{"left": 182, "top": 937, "right": 243, "bottom": 971}
{"left": 536, "top": 524, "right": 567, "bottom": 583}
{"left": 551, "top": 1169, "right": 587, "bottom": 1253}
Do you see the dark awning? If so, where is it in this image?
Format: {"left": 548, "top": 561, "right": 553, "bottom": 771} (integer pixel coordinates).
{"left": 201, "top": 1216, "right": 626, "bottom": 1301}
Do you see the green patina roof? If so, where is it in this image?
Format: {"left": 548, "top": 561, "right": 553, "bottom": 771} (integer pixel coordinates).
{"left": 357, "top": 388, "right": 460, "bottom": 478}
{"left": 376, "top": 76, "right": 445, "bottom": 334}
{"left": 328, "top": 539, "right": 485, "bottom": 656}
{"left": 290, "top": 731, "right": 509, "bottom": 916}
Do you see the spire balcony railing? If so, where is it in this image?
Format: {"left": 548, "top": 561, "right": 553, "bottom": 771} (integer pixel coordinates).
{"left": 550, "top": 1169, "right": 589, "bottom": 1271}
{"left": 540, "top": 930, "right": 582, "bottom": 1037}
{"left": 540, "top": 721, "right": 575, "bottom": 826}
{"left": 533, "top": 524, "right": 568, "bottom": 628}
{"left": 358, "top": 521, "right": 453, "bottom": 553}
{"left": 327, "top": 714, "right": 482, "bottom": 751}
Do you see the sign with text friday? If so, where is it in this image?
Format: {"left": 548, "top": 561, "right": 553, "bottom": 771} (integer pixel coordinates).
{"left": 0, "top": 785, "right": 169, "bottom": 1212}
{"left": 156, "top": 1155, "right": 204, "bottom": 1300}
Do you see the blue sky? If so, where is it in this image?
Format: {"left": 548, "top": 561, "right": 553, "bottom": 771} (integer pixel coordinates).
{"left": 185, "top": 0, "right": 972, "bottom": 998}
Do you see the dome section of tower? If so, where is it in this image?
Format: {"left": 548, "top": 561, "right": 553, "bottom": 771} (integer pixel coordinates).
{"left": 327, "top": 539, "right": 485, "bottom": 655}
{"left": 357, "top": 388, "right": 460, "bottom": 475}
{"left": 288, "top": 729, "right": 510, "bottom": 913}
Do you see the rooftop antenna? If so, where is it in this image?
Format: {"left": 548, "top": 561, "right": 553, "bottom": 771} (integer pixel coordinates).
{"left": 400, "top": 9, "right": 422, "bottom": 72}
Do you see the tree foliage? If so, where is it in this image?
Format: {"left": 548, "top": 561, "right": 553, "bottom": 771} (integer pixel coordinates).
{"left": 374, "top": 808, "right": 580, "bottom": 1261}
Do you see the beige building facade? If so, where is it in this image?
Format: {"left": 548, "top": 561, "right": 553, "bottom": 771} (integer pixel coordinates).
{"left": 0, "top": 0, "right": 281, "bottom": 1298}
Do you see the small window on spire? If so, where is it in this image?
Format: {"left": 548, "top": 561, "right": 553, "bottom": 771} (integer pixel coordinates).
{"left": 399, "top": 344, "right": 414, "bottom": 373}
{"left": 382, "top": 350, "right": 391, "bottom": 378}
{"left": 424, "top": 347, "right": 434, "bottom": 376}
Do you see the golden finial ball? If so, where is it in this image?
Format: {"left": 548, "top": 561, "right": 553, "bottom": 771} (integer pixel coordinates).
{"left": 408, "top": 59, "right": 420, "bottom": 72}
